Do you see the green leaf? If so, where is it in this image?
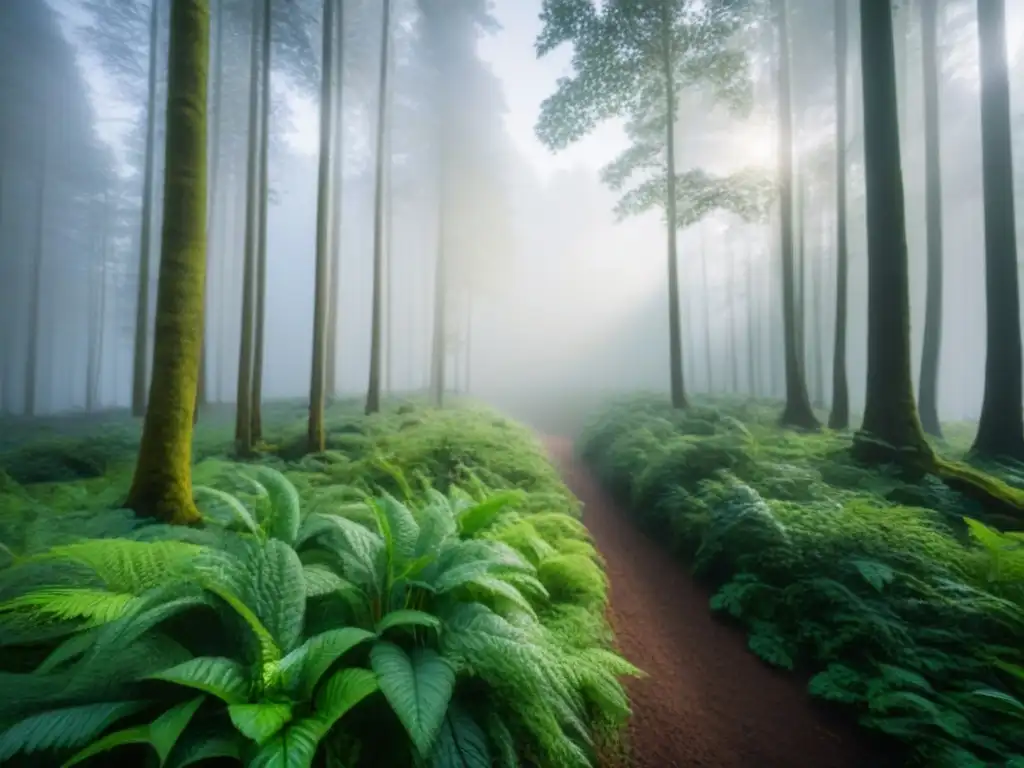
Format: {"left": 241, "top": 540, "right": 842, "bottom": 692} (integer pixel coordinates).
{"left": 371, "top": 642, "right": 455, "bottom": 758}
{"left": 229, "top": 702, "right": 294, "bottom": 745}
{"left": 456, "top": 491, "right": 525, "bottom": 537}
{"left": 0, "top": 701, "right": 149, "bottom": 761}
{"left": 278, "top": 626, "right": 376, "bottom": 698}
{"left": 376, "top": 609, "right": 442, "bottom": 636}
{"left": 250, "top": 467, "right": 302, "bottom": 546}
{"left": 249, "top": 669, "right": 378, "bottom": 768}
{"left": 63, "top": 696, "right": 204, "bottom": 767}
{"left": 965, "top": 688, "right": 1024, "bottom": 718}
{"left": 150, "top": 657, "right": 250, "bottom": 704}
{"left": 165, "top": 726, "right": 244, "bottom": 768}
{"left": 193, "top": 486, "right": 262, "bottom": 536}
{"left": 302, "top": 563, "right": 356, "bottom": 598}
{"left": 0, "top": 588, "right": 140, "bottom": 626}
{"left": 430, "top": 702, "right": 492, "bottom": 768}
{"left": 372, "top": 493, "right": 420, "bottom": 563}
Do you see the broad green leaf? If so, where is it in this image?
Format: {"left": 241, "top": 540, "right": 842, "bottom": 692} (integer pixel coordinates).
{"left": 279, "top": 626, "right": 375, "bottom": 698}
{"left": 430, "top": 702, "right": 492, "bottom": 768}
{"left": 372, "top": 494, "right": 420, "bottom": 563}
{"left": 150, "top": 697, "right": 206, "bottom": 764}
{"left": 229, "top": 702, "right": 294, "bottom": 745}
{"left": 150, "top": 657, "right": 250, "bottom": 704}
{"left": 250, "top": 467, "right": 302, "bottom": 546}
{"left": 965, "top": 688, "right": 1024, "bottom": 718}
{"left": 63, "top": 696, "right": 203, "bottom": 767}
{"left": 193, "top": 486, "right": 261, "bottom": 536}
{"left": 376, "top": 609, "right": 442, "bottom": 636}
{"left": 456, "top": 491, "right": 525, "bottom": 537}
{"left": 298, "top": 514, "right": 385, "bottom": 591}
{"left": 0, "top": 701, "right": 148, "bottom": 761}
{"left": 469, "top": 576, "right": 537, "bottom": 617}
{"left": 249, "top": 670, "right": 378, "bottom": 768}
{"left": 302, "top": 563, "right": 355, "bottom": 598}
{"left": 165, "top": 726, "right": 244, "bottom": 768}
{"left": 371, "top": 642, "right": 455, "bottom": 757}
{"left": 35, "top": 628, "right": 98, "bottom": 673}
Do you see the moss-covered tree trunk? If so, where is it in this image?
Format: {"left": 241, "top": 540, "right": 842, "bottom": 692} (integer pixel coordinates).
{"left": 124, "top": 0, "right": 209, "bottom": 525}
{"left": 365, "top": 0, "right": 392, "bottom": 415}
{"left": 234, "top": 0, "right": 263, "bottom": 456}
{"left": 251, "top": 0, "right": 272, "bottom": 441}
{"left": 829, "top": 0, "right": 850, "bottom": 430}
{"left": 661, "top": 7, "right": 687, "bottom": 409}
{"left": 132, "top": 0, "right": 162, "bottom": 418}
{"left": 308, "top": 0, "right": 336, "bottom": 452}
{"left": 853, "top": 0, "right": 932, "bottom": 464}
{"left": 775, "top": 0, "right": 819, "bottom": 430}
{"left": 917, "top": 0, "right": 944, "bottom": 438}
{"left": 971, "top": 0, "right": 1024, "bottom": 461}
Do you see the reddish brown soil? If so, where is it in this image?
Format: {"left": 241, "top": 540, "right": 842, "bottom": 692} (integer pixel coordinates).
{"left": 544, "top": 437, "right": 892, "bottom": 768}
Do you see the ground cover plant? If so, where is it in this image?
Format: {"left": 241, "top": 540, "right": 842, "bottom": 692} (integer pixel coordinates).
{"left": 0, "top": 401, "right": 638, "bottom": 767}
{"left": 579, "top": 394, "right": 1024, "bottom": 768}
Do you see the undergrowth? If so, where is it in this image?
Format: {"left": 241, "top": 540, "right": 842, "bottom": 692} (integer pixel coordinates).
{"left": 580, "top": 394, "right": 1024, "bottom": 768}
{"left": 0, "top": 401, "right": 637, "bottom": 767}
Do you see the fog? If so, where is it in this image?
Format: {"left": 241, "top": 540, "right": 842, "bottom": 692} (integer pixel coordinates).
{"left": 2, "top": 0, "right": 1023, "bottom": 437}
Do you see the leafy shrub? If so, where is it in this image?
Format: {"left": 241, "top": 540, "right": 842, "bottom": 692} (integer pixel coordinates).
{"left": 0, "top": 458, "right": 636, "bottom": 766}
{"left": 580, "top": 395, "right": 1024, "bottom": 768}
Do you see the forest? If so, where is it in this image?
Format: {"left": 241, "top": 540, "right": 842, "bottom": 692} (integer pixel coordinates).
{"left": 0, "top": 0, "right": 1023, "bottom": 766}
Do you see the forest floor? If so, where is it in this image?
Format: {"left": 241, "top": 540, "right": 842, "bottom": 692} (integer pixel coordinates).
{"left": 545, "top": 435, "right": 891, "bottom": 768}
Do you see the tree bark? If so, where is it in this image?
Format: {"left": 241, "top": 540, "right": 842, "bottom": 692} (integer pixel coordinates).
{"left": 125, "top": 0, "right": 209, "bottom": 524}
{"left": 325, "top": 0, "right": 345, "bottom": 399}
{"left": 25, "top": 170, "right": 46, "bottom": 418}
{"left": 853, "top": 0, "right": 932, "bottom": 463}
{"left": 775, "top": 0, "right": 819, "bottom": 429}
{"left": 662, "top": 7, "right": 687, "bottom": 408}
{"left": 365, "top": 0, "right": 392, "bottom": 415}
{"left": 308, "top": 0, "right": 336, "bottom": 452}
{"left": 917, "top": 0, "right": 944, "bottom": 438}
{"left": 971, "top": 0, "right": 1024, "bottom": 461}
{"left": 131, "top": 0, "right": 163, "bottom": 417}
{"left": 251, "top": 0, "right": 272, "bottom": 441}
{"left": 829, "top": 0, "right": 850, "bottom": 429}
{"left": 234, "top": 0, "right": 263, "bottom": 456}
{"left": 700, "top": 227, "right": 713, "bottom": 393}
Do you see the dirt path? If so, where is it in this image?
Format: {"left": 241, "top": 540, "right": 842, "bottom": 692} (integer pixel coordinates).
{"left": 544, "top": 437, "right": 890, "bottom": 768}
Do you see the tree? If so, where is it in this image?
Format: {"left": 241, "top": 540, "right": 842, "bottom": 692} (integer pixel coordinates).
{"left": 852, "top": 0, "right": 931, "bottom": 463}
{"left": 131, "top": 0, "right": 163, "bottom": 418}
{"left": 251, "top": 0, "right": 273, "bottom": 440}
{"left": 125, "top": 0, "right": 210, "bottom": 524}
{"left": 536, "top": 0, "right": 756, "bottom": 408}
{"left": 828, "top": 0, "right": 850, "bottom": 429}
{"left": 234, "top": 0, "right": 265, "bottom": 456}
{"left": 917, "top": 0, "right": 944, "bottom": 438}
{"left": 365, "top": 0, "right": 393, "bottom": 415}
{"left": 308, "top": 0, "right": 336, "bottom": 453}
{"left": 774, "top": 0, "right": 819, "bottom": 429}
{"left": 971, "top": 0, "right": 1024, "bottom": 461}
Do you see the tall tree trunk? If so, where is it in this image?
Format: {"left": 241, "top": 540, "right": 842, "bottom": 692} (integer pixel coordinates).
{"left": 308, "top": 0, "right": 336, "bottom": 452}
{"left": 365, "top": 0, "right": 392, "bottom": 415}
{"left": 661, "top": 8, "right": 687, "bottom": 408}
{"left": 795, "top": 167, "right": 806, "bottom": 377}
{"left": 251, "top": 0, "right": 272, "bottom": 441}
{"left": 429, "top": 212, "right": 447, "bottom": 405}
{"left": 728, "top": 241, "right": 739, "bottom": 393}
{"left": 700, "top": 227, "right": 713, "bottom": 393}
{"left": 196, "top": 0, "right": 225, "bottom": 419}
{"left": 131, "top": 0, "right": 163, "bottom": 417}
{"left": 972, "top": 0, "right": 1024, "bottom": 460}
{"left": 811, "top": 216, "right": 826, "bottom": 407}
{"left": 917, "top": 0, "right": 944, "bottom": 438}
{"left": 829, "top": 0, "right": 850, "bottom": 429}
{"left": 25, "top": 171, "right": 46, "bottom": 418}
{"left": 87, "top": 193, "right": 111, "bottom": 411}
{"left": 854, "top": 0, "right": 932, "bottom": 462}
{"left": 325, "top": 0, "right": 345, "bottom": 399}
{"left": 234, "top": 1, "right": 263, "bottom": 456}
{"left": 746, "top": 249, "right": 757, "bottom": 395}
{"left": 125, "top": 0, "right": 209, "bottom": 524}
{"left": 775, "top": 0, "right": 819, "bottom": 429}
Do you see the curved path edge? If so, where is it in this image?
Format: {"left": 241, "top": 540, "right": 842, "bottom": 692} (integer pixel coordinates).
{"left": 543, "top": 436, "right": 890, "bottom": 768}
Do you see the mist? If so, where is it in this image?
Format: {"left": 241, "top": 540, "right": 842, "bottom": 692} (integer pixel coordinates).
{"left": 2, "top": 0, "right": 1023, "bottom": 438}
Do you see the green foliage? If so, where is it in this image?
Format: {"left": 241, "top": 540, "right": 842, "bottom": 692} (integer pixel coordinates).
{"left": 0, "top": 404, "right": 637, "bottom": 767}
{"left": 581, "top": 394, "right": 1024, "bottom": 767}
